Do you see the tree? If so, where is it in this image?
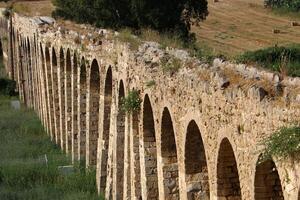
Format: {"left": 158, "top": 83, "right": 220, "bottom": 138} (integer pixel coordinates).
{"left": 52, "top": 0, "right": 208, "bottom": 39}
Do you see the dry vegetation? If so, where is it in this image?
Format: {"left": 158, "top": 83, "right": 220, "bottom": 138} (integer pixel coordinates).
{"left": 193, "top": 0, "right": 300, "bottom": 57}
{"left": 0, "top": 0, "right": 54, "bottom": 16}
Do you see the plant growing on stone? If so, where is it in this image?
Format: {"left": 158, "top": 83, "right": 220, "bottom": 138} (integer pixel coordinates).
{"left": 145, "top": 80, "right": 156, "bottom": 88}
{"left": 161, "top": 56, "right": 181, "bottom": 75}
{"left": 121, "top": 89, "right": 142, "bottom": 113}
{"left": 259, "top": 126, "right": 300, "bottom": 162}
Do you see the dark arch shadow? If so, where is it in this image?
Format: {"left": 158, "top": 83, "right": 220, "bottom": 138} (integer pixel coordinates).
{"left": 143, "top": 94, "right": 159, "bottom": 199}
{"left": 217, "top": 138, "right": 241, "bottom": 200}
{"left": 52, "top": 47, "right": 60, "bottom": 144}
{"left": 87, "top": 59, "right": 100, "bottom": 166}
{"left": 116, "top": 80, "right": 125, "bottom": 199}
{"left": 59, "top": 47, "right": 66, "bottom": 150}
{"left": 65, "top": 49, "right": 72, "bottom": 153}
{"left": 78, "top": 57, "right": 87, "bottom": 160}
{"left": 254, "top": 156, "right": 284, "bottom": 200}
{"left": 99, "top": 66, "right": 113, "bottom": 194}
{"left": 185, "top": 120, "right": 209, "bottom": 200}
{"left": 161, "top": 107, "right": 179, "bottom": 199}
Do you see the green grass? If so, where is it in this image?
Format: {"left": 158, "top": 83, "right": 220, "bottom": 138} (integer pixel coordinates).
{"left": 237, "top": 44, "right": 300, "bottom": 77}
{"left": 0, "top": 95, "right": 102, "bottom": 200}
{"left": 271, "top": 7, "right": 300, "bottom": 20}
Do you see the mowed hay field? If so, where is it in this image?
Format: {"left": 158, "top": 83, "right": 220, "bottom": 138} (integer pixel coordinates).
{"left": 193, "top": 0, "right": 300, "bottom": 57}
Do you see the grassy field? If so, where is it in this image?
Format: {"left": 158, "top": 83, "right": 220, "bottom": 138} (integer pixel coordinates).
{"left": 0, "top": 95, "right": 101, "bottom": 200}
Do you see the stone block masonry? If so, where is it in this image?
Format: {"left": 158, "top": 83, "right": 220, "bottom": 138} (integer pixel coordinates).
{"left": 1, "top": 10, "right": 300, "bottom": 200}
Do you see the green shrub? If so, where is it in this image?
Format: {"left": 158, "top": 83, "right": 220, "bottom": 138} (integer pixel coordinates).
{"left": 259, "top": 126, "right": 300, "bottom": 162}
{"left": 120, "top": 90, "right": 141, "bottom": 113}
{"left": 264, "top": 0, "right": 300, "bottom": 12}
{"left": 161, "top": 57, "right": 182, "bottom": 74}
{"left": 237, "top": 44, "right": 300, "bottom": 77}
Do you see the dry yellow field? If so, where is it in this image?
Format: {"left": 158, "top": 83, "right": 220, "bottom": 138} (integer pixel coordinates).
{"left": 193, "top": 0, "right": 300, "bottom": 56}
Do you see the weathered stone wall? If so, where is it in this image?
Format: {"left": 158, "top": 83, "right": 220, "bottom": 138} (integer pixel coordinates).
{"left": 1, "top": 12, "right": 300, "bottom": 200}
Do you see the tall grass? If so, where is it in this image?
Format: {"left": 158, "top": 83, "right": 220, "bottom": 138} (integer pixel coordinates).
{"left": 237, "top": 44, "right": 300, "bottom": 77}
{"left": 0, "top": 96, "right": 102, "bottom": 200}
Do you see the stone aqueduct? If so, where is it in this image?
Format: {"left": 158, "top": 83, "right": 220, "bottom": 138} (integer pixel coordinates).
{"left": 1, "top": 11, "right": 300, "bottom": 200}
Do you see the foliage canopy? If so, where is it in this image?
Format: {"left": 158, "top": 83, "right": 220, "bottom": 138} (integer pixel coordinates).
{"left": 52, "top": 0, "right": 208, "bottom": 39}
{"left": 260, "top": 126, "right": 300, "bottom": 162}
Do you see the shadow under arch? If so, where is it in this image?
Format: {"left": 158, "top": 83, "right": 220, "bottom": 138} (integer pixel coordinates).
{"left": 143, "top": 94, "right": 159, "bottom": 199}
{"left": 78, "top": 56, "right": 87, "bottom": 161}
{"left": 99, "top": 66, "right": 113, "bottom": 194}
{"left": 59, "top": 47, "right": 66, "bottom": 150}
{"left": 217, "top": 138, "right": 241, "bottom": 200}
{"left": 254, "top": 155, "right": 284, "bottom": 200}
{"left": 184, "top": 120, "right": 209, "bottom": 200}
{"left": 65, "top": 49, "right": 72, "bottom": 153}
{"left": 116, "top": 80, "right": 125, "bottom": 199}
{"left": 71, "top": 52, "right": 79, "bottom": 161}
{"left": 161, "top": 107, "right": 179, "bottom": 199}
{"left": 87, "top": 59, "right": 100, "bottom": 166}
{"left": 52, "top": 47, "right": 60, "bottom": 144}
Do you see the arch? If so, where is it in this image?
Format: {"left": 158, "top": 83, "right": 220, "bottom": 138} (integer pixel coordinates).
{"left": 217, "top": 138, "right": 241, "bottom": 199}
{"left": 65, "top": 49, "right": 72, "bottom": 153}
{"left": 78, "top": 57, "right": 87, "bottom": 160}
{"left": 132, "top": 88, "right": 141, "bottom": 199}
{"left": 26, "top": 38, "right": 33, "bottom": 107}
{"left": 45, "top": 47, "right": 55, "bottom": 139}
{"left": 0, "top": 39, "right": 3, "bottom": 75}
{"left": 254, "top": 157, "right": 284, "bottom": 200}
{"left": 143, "top": 94, "right": 159, "bottom": 199}
{"left": 184, "top": 120, "right": 209, "bottom": 199}
{"left": 87, "top": 59, "right": 100, "bottom": 166}
{"left": 161, "top": 108, "right": 179, "bottom": 199}
{"left": 59, "top": 47, "right": 66, "bottom": 150}
{"left": 116, "top": 80, "right": 125, "bottom": 199}
{"left": 71, "top": 52, "right": 79, "bottom": 161}
{"left": 298, "top": 187, "right": 300, "bottom": 200}
{"left": 40, "top": 46, "right": 49, "bottom": 134}
{"left": 99, "top": 66, "right": 113, "bottom": 193}
{"left": 52, "top": 47, "right": 60, "bottom": 144}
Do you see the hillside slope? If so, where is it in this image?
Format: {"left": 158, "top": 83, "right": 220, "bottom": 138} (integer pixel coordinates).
{"left": 193, "top": 0, "right": 300, "bottom": 57}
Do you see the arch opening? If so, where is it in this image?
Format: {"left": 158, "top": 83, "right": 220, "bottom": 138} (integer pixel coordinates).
{"left": 65, "top": 49, "right": 72, "bottom": 153}
{"left": 78, "top": 57, "right": 87, "bottom": 160}
{"left": 59, "top": 48, "right": 66, "bottom": 150}
{"left": 40, "top": 46, "right": 49, "bottom": 134}
{"left": 100, "top": 67, "right": 112, "bottom": 192}
{"left": 143, "top": 94, "right": 159, "bottom": 199}
{"left": 26, "top": 38, "right": 33, "bottom": 107}
{"left": 184, "top": 120, "right": 209, "bottom": 200}
{"left": 132, "top": 88, "right": 141, "bottom": 199}
{"left": 45, "top": 47, "right": 55, "bottom": 139}
{"left": 217, "top": 138, "right": 241, "bottom": 200}
{"left": 254, "top": 158, "right": 284, "bottom": 200}
{"left": 87, "top": 59, "right": 100, "bottom": 166}
{"left": 161, "top": 108, "right": 179, "bottom": 199}
{"left": 71, "top": 53, "right": 78, "bottom": 161}
{"left": 116, "top": 80, "right": 125, "bottom": 199}
{"left": 52, "top": 48, "right": 60, "bottom": 144}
